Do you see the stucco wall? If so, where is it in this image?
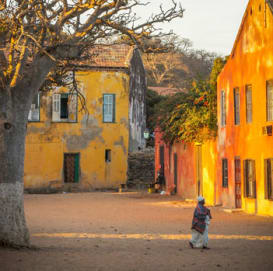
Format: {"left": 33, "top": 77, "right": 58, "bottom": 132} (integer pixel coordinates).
{"left": 24, "top": 70, "right": 130, "bottom": 190}
{"left": 217, "top": 0, "right": 273, "bottom": 215}
{"left": 154, "top": 128, "right": 216, "bottom": 203}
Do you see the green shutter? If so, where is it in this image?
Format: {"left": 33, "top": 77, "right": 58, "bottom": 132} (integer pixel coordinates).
{"left": 74, "top": 154, "right": 79, "bottom": 183}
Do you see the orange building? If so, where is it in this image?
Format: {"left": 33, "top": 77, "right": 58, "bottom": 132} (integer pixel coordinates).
{"left": 154, "top": 128, "right": 216, "bottom": 206}
{"left": 217, "top": 0, "right": 273, "bottom": 215}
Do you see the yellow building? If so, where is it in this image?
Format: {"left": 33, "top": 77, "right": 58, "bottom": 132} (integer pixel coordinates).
{"left": 24, "top": 44, "right": 146, "bottom": 192}
{"left": 217, "top": 0, "right": 273, "bottom": 215}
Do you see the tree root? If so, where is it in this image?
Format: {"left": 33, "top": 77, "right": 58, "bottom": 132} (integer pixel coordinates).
{"left": 0, "top": 240, "right": 35, "bottom": 250}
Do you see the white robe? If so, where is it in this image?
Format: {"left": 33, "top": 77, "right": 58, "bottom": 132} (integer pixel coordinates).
{"left": 190, "top": 215, "right": 210, "bottom": 248}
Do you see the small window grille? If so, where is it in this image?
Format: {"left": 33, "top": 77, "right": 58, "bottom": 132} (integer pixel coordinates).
{"left": 105, "top": 149, "right": 111, "bottom": 163}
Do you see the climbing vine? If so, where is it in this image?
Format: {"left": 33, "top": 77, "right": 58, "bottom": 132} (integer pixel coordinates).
{"left": 156, "top": 57, "right": 226, "bottom": 143}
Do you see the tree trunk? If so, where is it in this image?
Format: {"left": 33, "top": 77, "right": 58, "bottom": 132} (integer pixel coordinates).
{"left": 0, "top": 55, "right": 55, "bottom": 247}
{"left": 0, "top": 113, "right": 30, "bottom": 247}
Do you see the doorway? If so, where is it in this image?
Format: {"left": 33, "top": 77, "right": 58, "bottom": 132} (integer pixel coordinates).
{"left": 159, "top": 145, "right": 165, "bottom": 173}
{"left": 173, "top": 153, "right": 178, "bottom": 194}
{"left": 64, "top": 153, "right": 80, "bottom": 183}
{"left": 195, "top": 145, "right": 203, "bottom": 196}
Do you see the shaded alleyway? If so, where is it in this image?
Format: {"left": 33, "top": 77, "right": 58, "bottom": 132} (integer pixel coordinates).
{"left": 1, "top": 192, "right": 273, "bottom": 271}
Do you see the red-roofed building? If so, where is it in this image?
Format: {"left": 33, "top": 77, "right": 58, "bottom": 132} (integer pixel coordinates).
{"left": 24, "top": 44, "right": 147, "bottom": 192}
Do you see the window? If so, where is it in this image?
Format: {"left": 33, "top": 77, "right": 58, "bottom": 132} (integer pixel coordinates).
{"left": 220, "top": 90, "right": 226, "bottom": 127}
{"left": 105, "top": 149, "right": 111, "bottom": 163}
{"left": 222, "top": 159, "right": 228, "bottom": 188}
{"left": 233, "top": 88, "right": 240, "bottom": 125}
{"left": 266, "top": 80, "right": 273, "bottom": 121}
{"left": 246, "top": 85, "right": 253, "bottom": 123}
{"left": 103, "top": 94, "right": 115, "bottom": 123}
{"left": 28, "top": 92, "right": 40, "bottom": 121}
{"left": 52, "top": 93, "right": 77, "bottom": 122}
{"left": 265, "top": 159, "right": 273, "bottom": 200}
{"left": 243, "top": 160, "right": 256, "bottom": 198}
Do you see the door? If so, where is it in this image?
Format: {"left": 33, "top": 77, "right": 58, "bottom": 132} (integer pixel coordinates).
{"left": 196, "top": 145, "right": 202, "bottom": 196}
{"left": 64, "top": 153, "right": 80, "bottom": 183}
{"left": 235, "top": 158, "right": 242, "bottom": 208}
{"left": 173, "top": 153, "right": 178, "bottom": 194}
{"left": 159, "top": 145, "right": 165, "bottom": 172}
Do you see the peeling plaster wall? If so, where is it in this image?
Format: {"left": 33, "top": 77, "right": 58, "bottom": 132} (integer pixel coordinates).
{"left": 217, "top": 0, "right": 273, "bottom": 215}
{"left": 24, "top": 70, "right": 130, "bottom": 190}
{"left": 129, "top": 49, "right": 146, "bottom": 152}
{"left": 154, "top": 128, "right": 216, "bottom": 204}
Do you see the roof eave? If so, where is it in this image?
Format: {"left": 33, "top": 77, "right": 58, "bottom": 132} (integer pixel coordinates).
{"left": 266, "top": 0, "right": 273, "bottom": 14}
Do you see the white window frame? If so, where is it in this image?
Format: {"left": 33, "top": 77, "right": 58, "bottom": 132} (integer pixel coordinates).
{"left": 52, "top": 93, "right": 77, "bottom": 123}
{"left": 103, "top": 94, "right": 115, "bottom": 123}
{"left": 28, "top": 92, "right": 40, "bottom": 122}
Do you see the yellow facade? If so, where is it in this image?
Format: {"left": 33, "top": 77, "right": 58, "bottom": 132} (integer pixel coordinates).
{"left": 217, "top": 0, "right": 273, "bottom": 216}
{"left": 200, "top": 141, "right": 217, "bottom": 206}
{"left": 25, "top": 70, "right": 131, "bottom": 191}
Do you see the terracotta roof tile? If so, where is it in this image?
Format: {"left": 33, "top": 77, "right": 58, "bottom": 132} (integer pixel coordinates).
{"left": 81, "top": 44, "right": 134, "bottom": 68}
{"left": 267, "top": 0, "right": 273, "bottom": 14}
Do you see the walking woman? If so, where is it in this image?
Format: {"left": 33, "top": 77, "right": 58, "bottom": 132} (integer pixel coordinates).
{"left": 189, "top": 196, "right": 212, "bottom": 249}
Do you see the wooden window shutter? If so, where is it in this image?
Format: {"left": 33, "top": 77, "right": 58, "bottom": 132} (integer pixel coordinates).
{"left": 266, "top": 81, "right": 273, "bottom": 121}
{"left": 264, "top": 159, "right": 269, "bottom": 199}
{"left": 268, "top": 159, "right": 273, "bottom": 199}
{"left": 68, "top": 94, "right": 77, "bottom": 122}
{"left": 52, "top": 94, "right": 61, "bottom": 122}
{"left": 28, "top": 92, "right": 40, "bottom": 121}
{"left": 234, "top": 88, "right": 240, "bottom": 125}
{"left": 221, "top": 91, "right": 226, "bottom": 126}
{"left": 103, "top": 94, "right": 115, "bottom": 123}
{"left": 243, "top": 160, "right": 248, "bottom": 197}
{"left": 252, "top": 160, "right": 256, "bottom": 198}
{"left": 246, "top": 85, "right": 252, "bottom": 123}
{"left": 113, "top": 94, "right": 116, "bottom": 123}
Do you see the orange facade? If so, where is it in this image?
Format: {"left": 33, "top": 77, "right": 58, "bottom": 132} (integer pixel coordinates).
{"left": 217, "top": 0, "right": 273, "bottom": 215}
{"left": 154, "top": 128, "right": 217, "bottom": 206}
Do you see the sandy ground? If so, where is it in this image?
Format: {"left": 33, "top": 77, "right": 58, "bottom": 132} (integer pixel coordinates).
{"left": 1, "top": 192, "right": 273, "bottom": 271}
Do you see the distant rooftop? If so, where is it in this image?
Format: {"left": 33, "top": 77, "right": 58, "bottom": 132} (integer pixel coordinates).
{"left": 267, "top": 0, "right": 273, "bottom": 14}
{"left": 81, "top": 44, "right": 134, "bottom": 68}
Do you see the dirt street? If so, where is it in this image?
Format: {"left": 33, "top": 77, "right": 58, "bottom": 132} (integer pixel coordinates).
{"left": 1, "top": 192, "right": 273, "bottom": 271}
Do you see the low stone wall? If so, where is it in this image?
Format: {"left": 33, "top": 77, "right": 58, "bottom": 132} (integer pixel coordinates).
{"left": 127, "top": 148, "right": 155, "bottom": 188}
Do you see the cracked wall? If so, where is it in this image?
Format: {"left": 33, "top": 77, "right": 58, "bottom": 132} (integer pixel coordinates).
{"left": 24, "top": 70, "right": 130, "bottom": 190}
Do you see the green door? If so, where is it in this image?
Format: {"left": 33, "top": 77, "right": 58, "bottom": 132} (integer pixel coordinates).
{"left": 74, "top": 153, "right": 79, "bottom": 183}
{"left": 64, "top": 153, "right": 80, "bottom": 183}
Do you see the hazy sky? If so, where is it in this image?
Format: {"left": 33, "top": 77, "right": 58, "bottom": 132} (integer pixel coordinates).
{"left": 135, "top": 0, "right": 249, "bottom": 55}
